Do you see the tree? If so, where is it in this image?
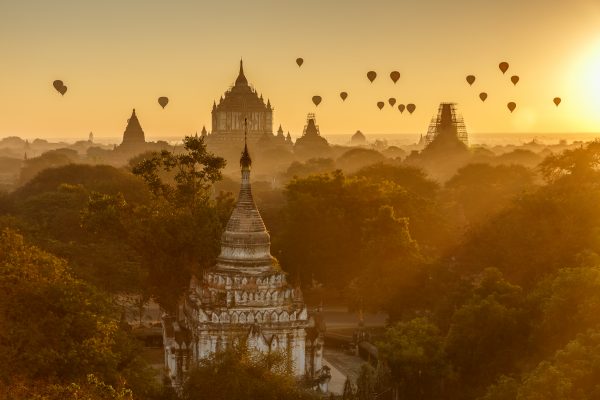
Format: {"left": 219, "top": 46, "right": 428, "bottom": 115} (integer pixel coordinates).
{"left": 182, "top": 347, "right": 317, "bottom": 400}
{"left": 279, "top": 170, "right": 445, "bottom": 291}
{"left": 353, "top": 162, "right": 439, "bottom": 199}
{"left": 355, "top": 364, "right": 377, "bottom": 400}
{"left": 445, "top": 163, "right": 535, "bottom": 227}
{"left": 336, "top": 148, "right": 385, "bottom": 173}
{"left": 538, "top": 141, "right": 600, "bottom": 183}
{"left": 377, "top": 317, "right": 451, "bottom": 399}
{"left": 350, "top": 205, "right": 425, "bottom": 319}
{"left": 452, "top": 178, "right": 600, "bottom": 286}
{"left": 18, "top": 148, "right": 79, "bottom": 185}
{"left": 283, "top": 158, "right": 336, "bottom": 181}
{"left": 0, "top": 229, "right": 155, "bottom": 394}
{"left": 131, "top": 135, "right": 225, "bottom": 207}
{"left": 444, "top": 269, "right": 528, "bottom": 397}
{"left": 112, "top": 136, "right": 229, "bottom": 313}
{"left": 518, "top": 329, "right": 600, "bottom": 400}
{"left": 1, "top": 374, "right": 135, "bottom": 400}
{"left": 0, "top": 164, "right": 153, "bottom": 293}
{"left": 529, "top": 266, "right": 600, "bottom": 355}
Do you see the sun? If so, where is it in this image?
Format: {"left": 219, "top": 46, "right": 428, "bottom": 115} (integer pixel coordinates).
{"left": 575, "top": 38, "right": 600, "bottom": 111}
{"left": 568, "top": 37, "right": 600, "bottom": 130}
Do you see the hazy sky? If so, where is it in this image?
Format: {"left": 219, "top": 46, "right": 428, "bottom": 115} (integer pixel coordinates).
{"left": 1, "top": 0, "right": 600, "bottom": 140}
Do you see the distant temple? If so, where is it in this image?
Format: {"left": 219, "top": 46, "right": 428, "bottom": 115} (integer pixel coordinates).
{"left": 208, "top": 60, "right": 273, "bottom": 145}
{"left": 163, "top": 131, "right": 327, "bottom": 388}
{"left": 350, "top": 130, "right": 367, "bottom": 146}
{"left": 424, "top": 103, "right": 468, "bottom": 146}
{"left": 294, "top": 114, "right": 331, "bottom": 159}
{"left": 120, "top": 109, "right": 146, "bottom": 149}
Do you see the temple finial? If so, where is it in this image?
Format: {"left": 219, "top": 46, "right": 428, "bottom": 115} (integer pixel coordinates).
{"left": 240, "top": 118, "right": 252, "bottom": 169}
{"left": 235, "top": 59, "right": 248, "bottom": 86}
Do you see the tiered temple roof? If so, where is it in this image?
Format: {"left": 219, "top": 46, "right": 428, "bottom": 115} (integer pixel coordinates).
{"left": 215, "top": 61, "right": 270, "bottom": 111}
{"left": 209, "top": 61, "right": 274, "bottom": 141}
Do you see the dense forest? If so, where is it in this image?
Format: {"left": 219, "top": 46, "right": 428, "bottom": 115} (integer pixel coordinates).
{"left": 1, "top": 137, "right": 600, "bottom": 399}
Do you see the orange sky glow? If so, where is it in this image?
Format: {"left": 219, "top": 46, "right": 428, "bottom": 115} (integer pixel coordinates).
{"left": 1, "top": 0, "right": 600, "bottom": 141}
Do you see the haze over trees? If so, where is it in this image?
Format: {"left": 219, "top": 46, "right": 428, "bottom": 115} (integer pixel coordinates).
{"left": 1, "top": 134, "right": 600, "bottom": 398}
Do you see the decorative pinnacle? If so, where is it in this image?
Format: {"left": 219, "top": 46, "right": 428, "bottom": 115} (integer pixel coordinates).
{"left": 240, "top": 118, "right": 252, "bottom": 169}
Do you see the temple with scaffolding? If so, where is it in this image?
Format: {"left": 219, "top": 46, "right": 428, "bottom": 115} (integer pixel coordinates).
{"left": 424, "top": 103, "right": 468, "bottom": 146}
{"left": 294, "top": 114, "right": 331, "bottom": 159}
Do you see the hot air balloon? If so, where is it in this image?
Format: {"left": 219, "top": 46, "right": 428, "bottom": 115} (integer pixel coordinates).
{"left": 53, "top": 80, "right": 67, "bottom": 96}
{"left": 340, "top": 92, "right": 348, "bottom": 101}
{"left": 398, "top": 104, "right": 405, "bottom": 113}
{"left": 158, "top": 97, "right": 169, "bottom": 109}
{"left": 377, "top": 101, "right": 385, "bottom": 110}
{"left": 406, "top": 103, "right": 416, "bottom": 114}
{"left": 466, "top": 75, "right": 476, "bottom": 86}
{"left": 312, "top": 96, "right": 322, "bottom": 106}
{"left": 367, "top": 71, "right": 377, "bottom": 83}
{"left": 479, "top": 92, "right": 488, "bottom": 102}
{"left": 296, "top": 58, "right": 304, "bottom": 67}
{"left": 390, "top": 71, "right": 400, "bottom": 84}
{"left": 553, "top": 97, "right": 561, "bottom": 106}
{"left": 511, "top": 75, "right": 519, "bottom": 85}
{"left": 507, "top": 102, "right": 516, "bottom": 113}
{"left": 499, "top": 62, "right": 509, "bottom": 74}
{"left": 388, "top": 98, "right": 396, "bottom": 107}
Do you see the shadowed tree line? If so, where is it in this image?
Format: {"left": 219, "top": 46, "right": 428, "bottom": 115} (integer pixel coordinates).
{"left": 1, "top": 136, "right": 600, "bottom": 398}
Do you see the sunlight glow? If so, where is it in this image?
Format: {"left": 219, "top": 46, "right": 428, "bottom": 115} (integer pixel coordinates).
{"left": 577, "top": 38, "right": 600, "bottom": 111}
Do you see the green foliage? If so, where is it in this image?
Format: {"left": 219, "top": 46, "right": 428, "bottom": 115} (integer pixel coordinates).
{"left": 355, "top": 364, "right": 376, "bottom": 400}
{"left": 279, "top": 169, "right": 446, "bottom": 291}
{"left": 1, "top": 374, "right": 135, "bottom": 400}
{"left": 444, "top": 270, "right": 529, "bottom": 395}
{"left": 371, "top": 143, "right": 600, "bottom": 399}
{"left": 445, "top": 163, "right": 536, "bottom": 226}
{"left": 538, "top": 141, "right": 600, "bottom": 183}
{"left": 131, "top": 136, "right": 226, "bottom": 206}
{"left": 19, "top": 148, "right": 79, "bottom": 185}
{"left": 15, "top": 164, "right": 150, "bottom": 204}
{"left": 529, "top": 266, "right": 600, "bottom": 354}
{"left": 479, "top": 376, "right": 519, "bottom": 400}
{"left": 353, "top": 162, "right": 439, "bottom": 199}
{"left": 284, "top": 158, "right": 336, "bottom": 180}
{"left": 453, "top": 180, "right": 600, "bottom": 285}
{"left": 378, "top": 317, "right": 451, "bottom": 399}
{"left": 182, "top": 347, "right": 317, "bottom": 400}
{"left": 115, "top": 136, "right": 229, "bottom": 312}
{"left": 516, "top": 330, "right": 600, "bottom": 400}
{"left": 0, "top": 164, "right": 151, "bottom": 292}
{"left": 336, "top": 148, "right": 384, "bottom": 173}
{"left": 0, "top": 230, "right": 155, "bottom": 394}
{"left": 350, "top": 205, "right": 424, "bottom": 318}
